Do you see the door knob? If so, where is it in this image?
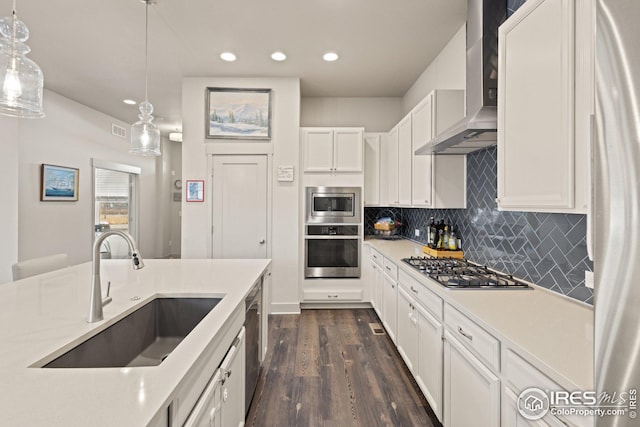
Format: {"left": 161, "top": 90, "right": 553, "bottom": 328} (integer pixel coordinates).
{"left": 259, "top": 239, "right": 266, "bottom": 244}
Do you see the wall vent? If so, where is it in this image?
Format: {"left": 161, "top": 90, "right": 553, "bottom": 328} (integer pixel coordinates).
{"left": 111, "top": 123, "right": 127, "bottom": 139}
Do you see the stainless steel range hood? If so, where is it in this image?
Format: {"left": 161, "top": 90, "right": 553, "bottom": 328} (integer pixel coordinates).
{"left": 416, "top": 0, "right": 507, "bottom": 155}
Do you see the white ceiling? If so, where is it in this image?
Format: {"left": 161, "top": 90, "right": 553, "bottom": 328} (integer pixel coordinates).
{"left": 4, "top": 0, "right": 466, "bottom": 133}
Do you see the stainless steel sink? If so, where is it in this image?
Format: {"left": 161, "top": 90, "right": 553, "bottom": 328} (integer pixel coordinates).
{"left": 43, "top": 297, "right": 222, "bottom": 368}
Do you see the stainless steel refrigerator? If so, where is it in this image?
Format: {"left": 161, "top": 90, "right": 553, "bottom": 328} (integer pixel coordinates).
{"left": 595, "top": 1, "right": 640, "bottom": 426}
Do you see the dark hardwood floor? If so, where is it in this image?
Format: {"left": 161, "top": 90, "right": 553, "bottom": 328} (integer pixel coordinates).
{"left": 246, "top": 309, "right": 442, "bottom": 427}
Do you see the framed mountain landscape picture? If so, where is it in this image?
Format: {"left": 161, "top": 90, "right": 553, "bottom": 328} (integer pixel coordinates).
{"left": 206, "top": 87, "right": 271, "bottom": 140}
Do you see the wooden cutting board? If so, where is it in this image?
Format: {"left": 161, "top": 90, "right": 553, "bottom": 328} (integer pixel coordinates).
{"left": 422, "top": 246, "right": 465, "bottom": 259}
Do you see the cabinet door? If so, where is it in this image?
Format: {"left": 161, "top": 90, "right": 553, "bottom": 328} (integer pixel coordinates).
{"left": 502, "top": 387, "right": 565, "bottom": 427}
{"left": 415, "top": 304, "right": 443, "bottom": 422}
{"left": 397, "top": 287, "right": 419, "bottom": 372}
{"left": 411, "top": 95, "right": 434, "bottom": 207}
{"left": 184, "top": 372, "right": 223, "bottom": 427}
{"left": 334, "top": 129, "right": 364, "bottom": 172}
{"left": 364, "top": 133, "right": 381, "bottom": 205}
{"left": 497, "top": 0, "right": 575, "bottom": 210}
{"left": 398, "top": 114, "right": 413, "bottom": 205}
{"left": 444, "top": 331, "right": 500, "bottom": 427}
{"left": 382, "top": 273, "right": 398, "bottom": 343}
{"left": 371, "top": 261, "right": 383, "bottom": 318}
{"left": 220, "top": 329, "right": 246, "bottom": 427}
{"left": 303, "top": 129, "right": 334, "bottom": 172}
{"left": 386, "top": 126, "right": 399, "bottom": 204}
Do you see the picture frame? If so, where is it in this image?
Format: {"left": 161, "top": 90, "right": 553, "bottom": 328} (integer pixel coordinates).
{"left": 205, "top": 87, "right": 271, "bottom": 140}
{"left": 186, "top": 180, "right": 205, "bottom": 202}
{"left": 40, "top": 164, "right": 79, "bottom": 201}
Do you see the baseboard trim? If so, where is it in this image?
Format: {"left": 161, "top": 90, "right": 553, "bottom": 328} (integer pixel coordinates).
{"left": 270, "top": 302, "right": 301, "bottom": 314}
{"left": 300, "top": 302, "right": 373, "bottom": 310}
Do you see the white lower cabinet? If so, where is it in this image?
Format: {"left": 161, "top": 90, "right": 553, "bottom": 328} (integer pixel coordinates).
{"left": 397, "top": 286, "right": 444, "bottom": 422}
{"left": 371, "top": 259, "right": 383, "bottom": 318}
{"left": 184, "top": 328, "right": 246, "bottom": 427}
{"left": 397, "top": 287, "right": 419, "bottom": 371}
{"left": 503, "top": 349, "right": 593, "bottom": 427}
{"left": 502, "top": 386, "right": 565, "bottom": 427}
{"left": 444, "top": 329, "right": 501, "bottom": 427}
{"left": 381, "top": 258, "right": 398, "bottom": 344}
{"left": 414, "top": 302, "right": 443, "bottom": 422}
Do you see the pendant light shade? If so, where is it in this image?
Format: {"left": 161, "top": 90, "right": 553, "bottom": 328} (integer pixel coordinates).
{"left": 130, "top": 0, "right": 160, "bottom": 156}
{"left": 130, "top": 100, "right": 160, "bottom": 155}
{"left": 0, "top": 2, "right": 44, "bottom": 118}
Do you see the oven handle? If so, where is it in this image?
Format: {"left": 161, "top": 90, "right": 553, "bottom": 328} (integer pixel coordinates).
{"left": 304, "top": 235, "right": 360, "bottom": 240}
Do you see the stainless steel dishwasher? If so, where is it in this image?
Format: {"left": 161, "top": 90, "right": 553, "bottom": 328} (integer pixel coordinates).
{"left": 245, "top": 277, "right": 262, "bottom": 414}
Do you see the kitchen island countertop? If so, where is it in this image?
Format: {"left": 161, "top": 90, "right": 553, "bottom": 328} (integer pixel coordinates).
{"left": 365, "top": 237, "right": 594, "bottom": 392}
{"left": 0, "top": 258, "right": 270, "bottom": 426}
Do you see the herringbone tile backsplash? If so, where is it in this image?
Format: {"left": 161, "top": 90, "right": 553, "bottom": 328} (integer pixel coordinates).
{"left": 365, "top": 147, "right": 594, "bottom": 304}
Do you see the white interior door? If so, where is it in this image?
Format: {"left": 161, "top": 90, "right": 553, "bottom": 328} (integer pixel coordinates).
{"left": 212, "top": 155, "right": 268, "bottom": 258}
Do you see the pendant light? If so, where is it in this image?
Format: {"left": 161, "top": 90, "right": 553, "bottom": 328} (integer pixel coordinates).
{"left": 0, "top": 0, "right": 45, "bottom": 118}
{"left": 130, "top": 0, "right": 160, "bottom": 156}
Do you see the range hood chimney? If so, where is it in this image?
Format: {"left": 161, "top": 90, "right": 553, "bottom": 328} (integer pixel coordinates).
{"left": 416, "top": 0, "right": 507, "bottom": 155}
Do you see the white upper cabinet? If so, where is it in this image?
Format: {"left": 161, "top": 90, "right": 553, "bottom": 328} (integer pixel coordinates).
{"left": 411, "top": 96, "right": 434, "bottom": 207}
{"left": 498, "top": 0, "right": 593, "bottom": 213}
{"left": 398, "top": 113, "right": 413, "bottom": 205}
{"left": 302, "top": 127, "right": 364, "bottom": 173}
{"left": 383, "top": 126, "right": 399, "bottom": 205}
{"left": 364, "top": 133, "right": 385, "bottom": 205}
{"left": 411, "top": 90, "right": 466, "bottom": 209}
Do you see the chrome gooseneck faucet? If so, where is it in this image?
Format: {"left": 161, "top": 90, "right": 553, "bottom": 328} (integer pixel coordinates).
{"left": 88, "top": 230, "right": 144, "bottom": 323}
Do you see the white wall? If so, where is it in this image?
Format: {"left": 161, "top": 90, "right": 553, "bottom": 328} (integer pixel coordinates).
{"left": 17, "top": 90, "right": 164, "bottom": 266}
{"left": 181, "top": 77, "right": 301, "bottom": 313}
{"left": 0, "top": 117, "right": 19, "bottom": 283}
{"left": 402, "top": 24, "right": 466, "bottom": 114}
{"left": 300, "top": 97, "right": 403, "bottom": 132}
{"left": 169, "top": 140, "right": 182, "bottom": 257}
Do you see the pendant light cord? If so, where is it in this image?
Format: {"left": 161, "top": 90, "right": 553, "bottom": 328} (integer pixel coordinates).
{"left": 144, "top": 0, "right": 149, "bottom": 103}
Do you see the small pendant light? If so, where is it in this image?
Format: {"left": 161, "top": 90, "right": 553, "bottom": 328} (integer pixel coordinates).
{"left": 130, "top": 0, "right": 160, "bottom": 156}
{"left": 0, "top": 0, "right": 45, "bottom": 118}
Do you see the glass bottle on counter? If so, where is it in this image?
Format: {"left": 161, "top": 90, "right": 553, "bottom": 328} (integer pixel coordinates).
{"left": 443, "top": 226, "right": 450, "bottom": 250}
{"left": 448, "top": 228, "right": 458, "bottom": 250}
{"left": 428, "top": 217, "right": 436, "bottom": 247}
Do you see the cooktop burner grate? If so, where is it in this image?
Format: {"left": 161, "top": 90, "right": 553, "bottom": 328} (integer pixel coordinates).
{"left": 401, "top": 256, "right": 530, "bottom": 290}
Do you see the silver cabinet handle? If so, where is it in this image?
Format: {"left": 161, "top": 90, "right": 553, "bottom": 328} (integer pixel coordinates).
{"left": 458, "top": 326, "right": 473, "bottom": 341}
{"left": 385, "top": 266, "right": 391, "bottom": 271}
{"left": 410, "top": 286, "right": 418, "bottom": 294}
{"left": 259, "top": 239, "right": 266, "bottom": 244}
{"left": 328, "top": 294, "right": 339, "bottom": 299}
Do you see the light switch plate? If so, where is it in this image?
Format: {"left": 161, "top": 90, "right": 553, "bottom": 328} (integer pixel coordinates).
{"left": 585, "top": 271, "right": 594, "bottom": 289}
{"left": 414, "top": 229, "right": 420, "bottom": 237}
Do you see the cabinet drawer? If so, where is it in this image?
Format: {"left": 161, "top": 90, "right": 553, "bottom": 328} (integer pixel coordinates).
{"left": 398, "top": 269, "right": 443, "bottom": 320}
{"left": 383, "top": 258, "right": 398, "bottom": 280}
{"left": 444, "top": 304, "right": 500, "bottom": 372}
{"left": 504, "top": 349, "right": 559, "bottom": 392}
{"left": 303, "top": 290, "right": 363, "bottom": 301}
{"left": 370, "top": 248, "right": 383, "bottom": 266}
{"left": 503, "top": 349, "right": 591, "bottom": 427}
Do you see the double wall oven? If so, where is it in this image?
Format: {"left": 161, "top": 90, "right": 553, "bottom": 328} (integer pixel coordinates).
{"left": 304, "top": 187, "right": 361, "bottom": 279}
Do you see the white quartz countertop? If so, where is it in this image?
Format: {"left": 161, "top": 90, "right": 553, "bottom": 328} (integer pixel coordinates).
{"left": 365, "top": 238, "right": 594, "bottom": 391}
{"left": 0, "top": 258, "right": 270, "bottom": 426}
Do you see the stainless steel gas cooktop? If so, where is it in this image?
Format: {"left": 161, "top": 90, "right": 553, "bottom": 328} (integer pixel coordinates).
{"left": 401, "top": 256, "right": 530, "bottom": 290}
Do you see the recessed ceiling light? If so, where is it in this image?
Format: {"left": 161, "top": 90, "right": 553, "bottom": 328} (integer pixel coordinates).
{"left": 323, "top": 52, "right": 339, "bottom": 62}
{"left": 220, "top": 52, "right": 237, "bottom": 62}
{"left": 123, "top": 99, "right": 136, "bottom": 105}
{"left": 271, "top": 51, "right": 287, "bottom": 61}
